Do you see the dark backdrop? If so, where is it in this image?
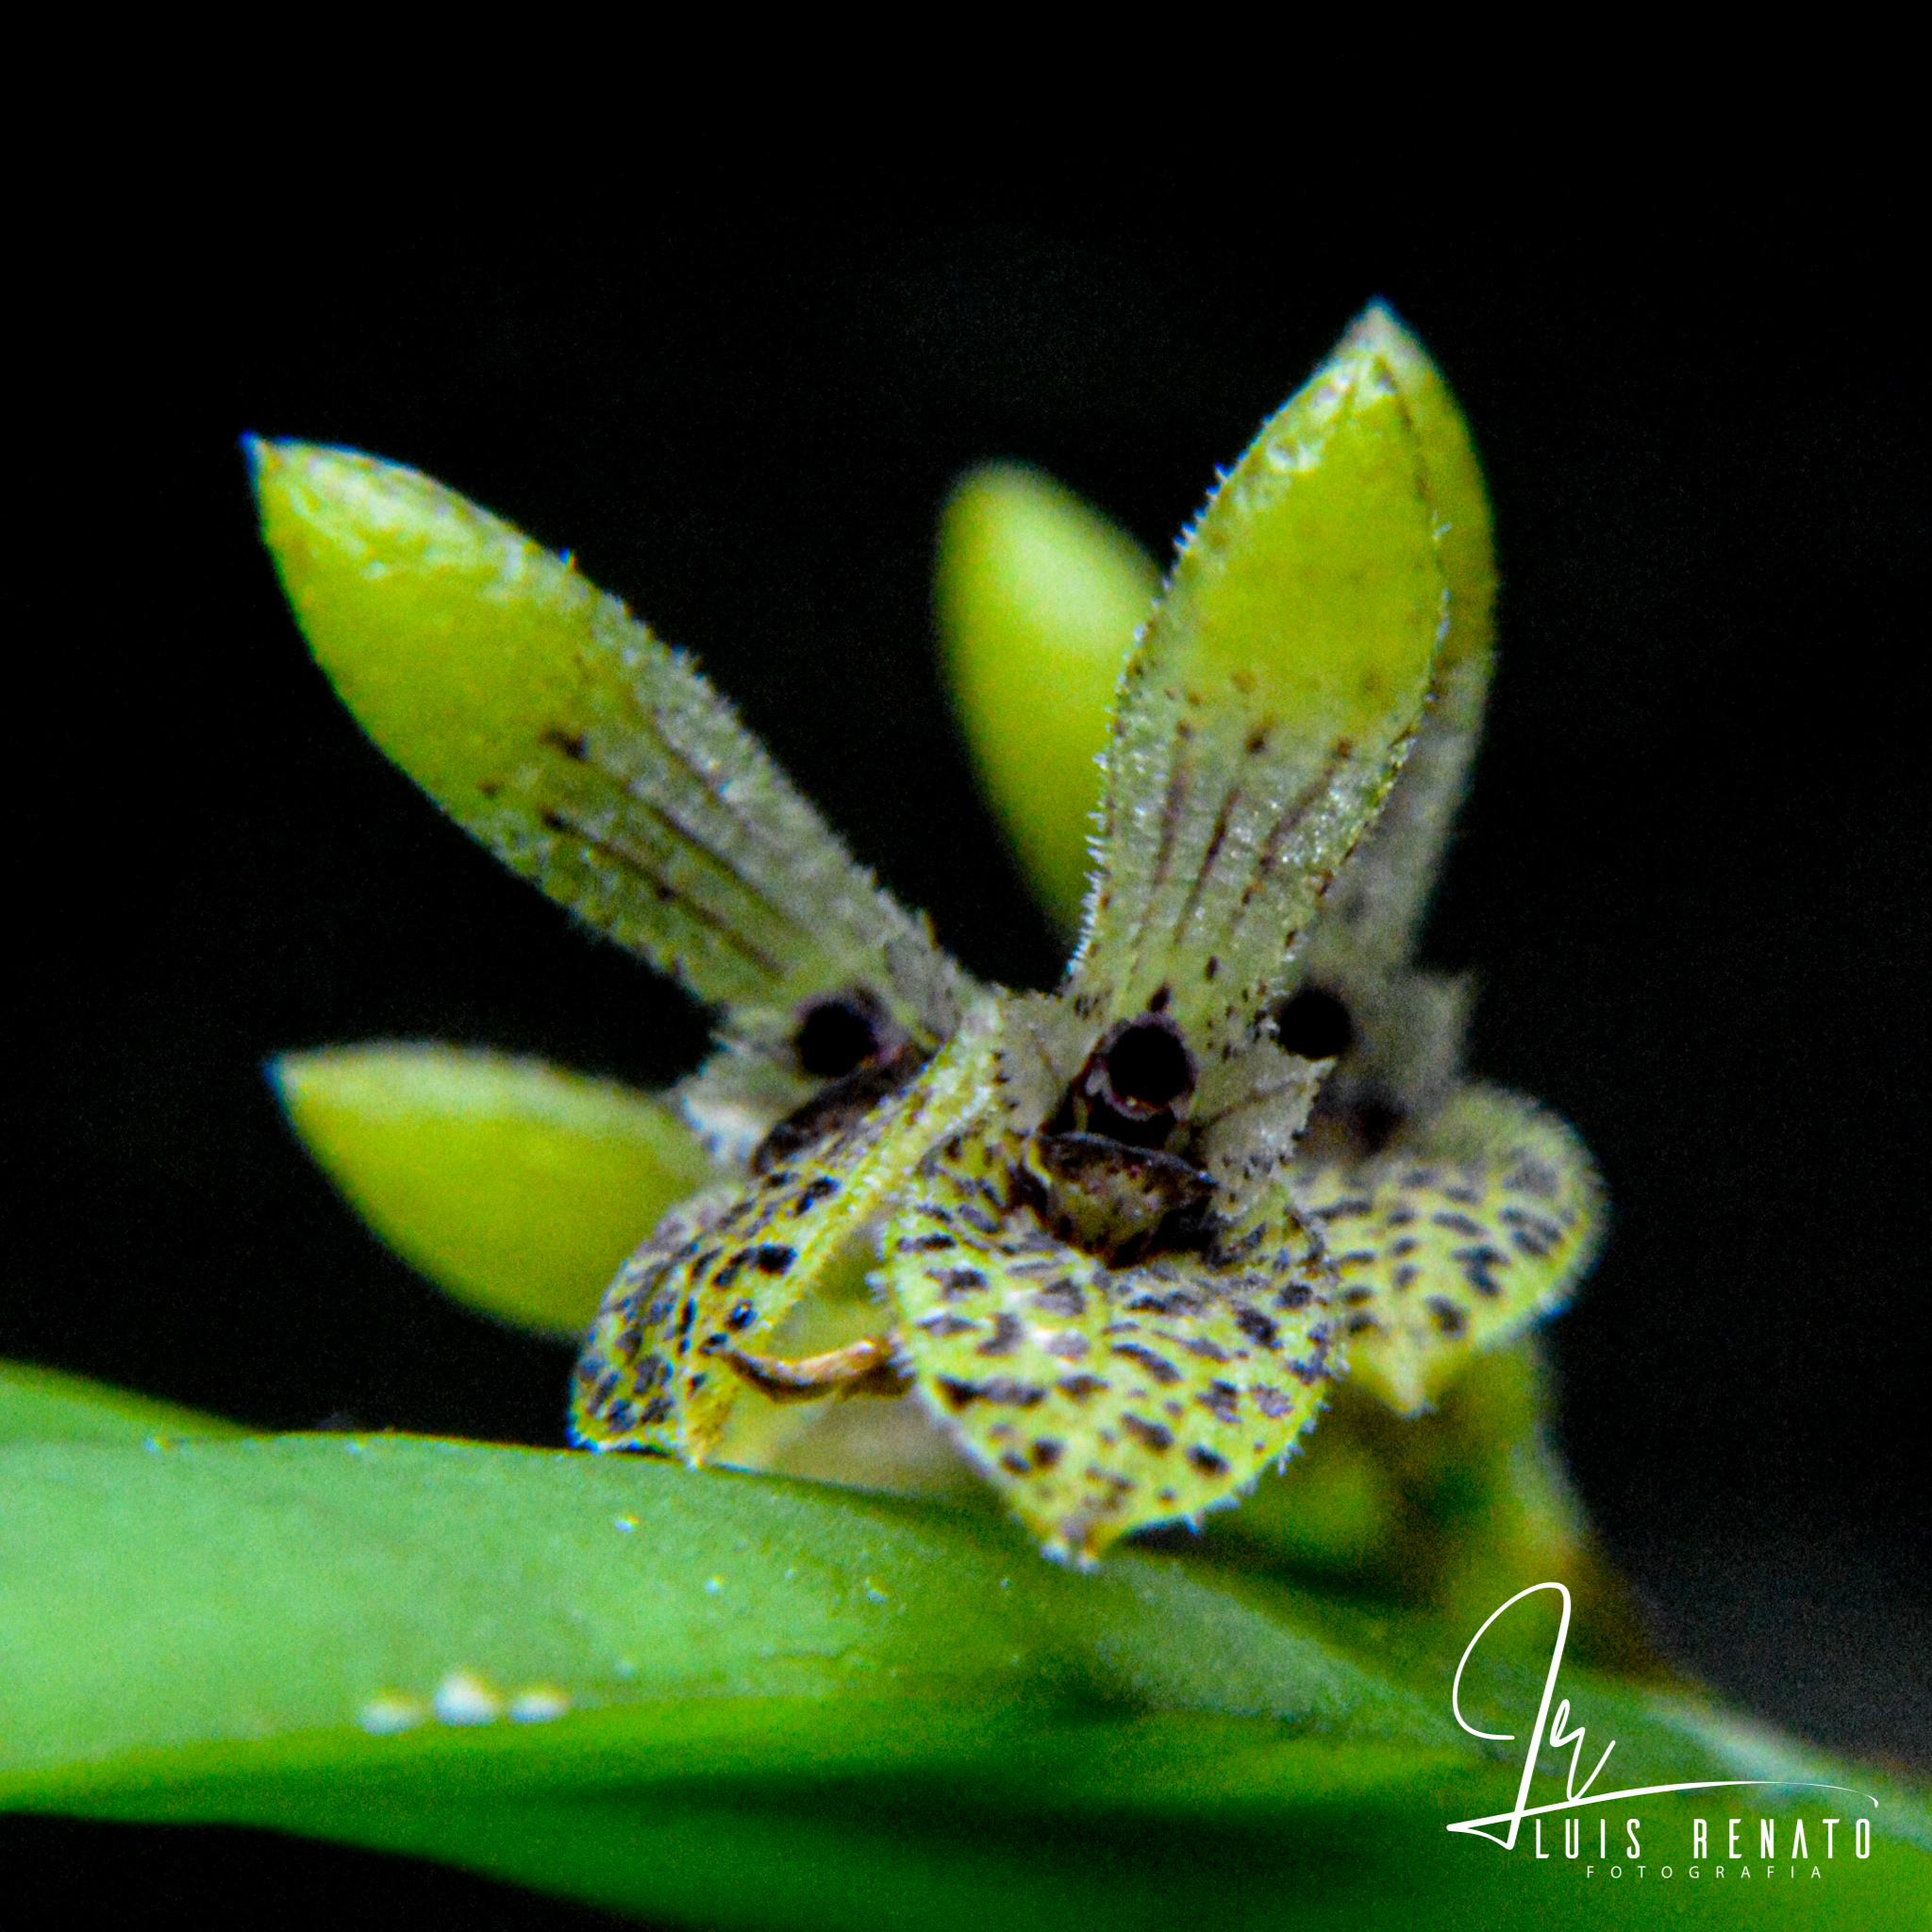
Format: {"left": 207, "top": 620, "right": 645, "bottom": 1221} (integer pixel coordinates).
{"left": 10, "top": 216, "right": 1927, "bottom": 1916}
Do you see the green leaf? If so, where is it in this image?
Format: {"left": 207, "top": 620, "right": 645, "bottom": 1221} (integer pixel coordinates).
{"left": 270, "top": 1044, "right": 719, "bottom": 1340}
{"left": 0, "top": 1361, "right": 243, "bottom": 1443}
{"left": 937, "top": 464, "right": 1158, "bottom": 930}
{"left": 5, "top": 1433, "right": 1924, "bottom": 1927}
{"left": 1, "top": 1433, "right": 1444, "bottom": 1805}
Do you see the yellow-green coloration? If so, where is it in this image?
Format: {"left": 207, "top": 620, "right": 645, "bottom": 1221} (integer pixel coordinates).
{"left": 273, "top": 1045, "right": 722, "bottom": 1340}
{"left": 575, "top": 1005, "right": 1005, "bottom": 1461}
{"left": 938, "top": 465, "right": 1158, "bottom": 929}
{"left": 1299, "top": 304, "right": 1497, "bottom": 987}
{"left": 252, "top": 303, "right": 1606, "bottom": 1565}
{"left": 248, "top": 439, "right": 969, "bottom": 1044}
{"left": 934, "top": 302, "right": 1497, "bottom": 981}
{"left": 1074, "top": 341, "right": 1444, "bottom": 1040}
{"left": 1292, "top": 1089, "right": 1602, "bottom": 1415}
{"left": 885, "top": 1111, "right": 1334, "bottom": 1562}
{"left": 0, "top": 1362, "right": 244, "bottom": 1444}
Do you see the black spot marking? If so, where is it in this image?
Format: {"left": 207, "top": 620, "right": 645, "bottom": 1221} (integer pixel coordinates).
{"left": 1196, "top": 1382, "right": 1241, "bottom": 1424}
{"left": 1030, "top": 1439, "right": 1063, "bottom": 1470}
{"left": 1274, "top": 986, "right": 1354, "bottom": 1060}
{"left": 919, "top": 1312, "right": 978, "bottom": 1338}
{"left": 1188, "top": 1444, "right": 1229, "bottom": 1476}
{"left": 1058, "top": 1374, "right": 1108, "bottom": 1401}
{"left": 795, "top": 989, "right": 892, "bottom": 1079}
{"left": 1205, "top": 955, "right": 1220, "bottom": 981}
{"left": 1107, "top": 1017, "right": 1191, "bottom": 1108}
{"left": 1252, "top": 1385, "right": 1298, "bottom": 1419}
{"left": 908, "top": 1232, "right": 957, "bottom": 1252}
{"left": 1178, "top": 1335, "right": 1232, "bottom": 1363}
{"left": 937, "top": 1267, "right": 988, "bottom": 1297}
{"left": 1427, "top": 1296, "right": 1467, "bottom": 1337}
{"left": 1502, "top": 1207, "right": 1563, "bottom": 1257}
{"left": 1454, "top": 1246, "right": 1508, "bottom": 1297}
{"left": 752, "top": 1244, "right": 794, "bottom": 1274}
{"left": 1312, "top": 1195, "right": 1374, "bottom": 1224}
{"left": 726, "top": 1300, "right": 758, "bottom": 1332}
{"left": 541, "top": 724, "right": 591, "bottom": 761}
{"left": 1121, "top": 1414, "right": 1174, "bottom": 1452}
{"left": 976, "top": 1312, "right": 1024, "bottom": 1357}
{"left": 1109, "top": 1342, "right": 1182, "bottom": 1385}
{"left": 1124, "top": 1288, "right": 1206, "bottom": 1319}
{"left": 979, "top": 1378, "right": 1047, "bottom": 1407}
{"left": 1233, "top": 1306, "right": 1280, "bottom": 1350}
{"left": 1033, "top": 1278, "right": 1087, "bottom": 1318}
{"left": 1432, "top": 1211, "right": 1485, "bottom": 1238}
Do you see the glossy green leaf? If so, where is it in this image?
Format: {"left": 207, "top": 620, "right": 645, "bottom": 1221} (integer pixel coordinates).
{"left": 0, "top": 1360, "right": 243, "bottom": 1444}
{"left": 271, "top": 1044, "right": 720, "bottom": 1340}
{"left": 5, "top": 1431, "right": 1925, "bottom": 1928}
{"left": 937, "top": 464, "right": 1158, "bottom": 929}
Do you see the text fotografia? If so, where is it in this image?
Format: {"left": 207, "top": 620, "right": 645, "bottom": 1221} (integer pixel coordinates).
{"left": 1505, "top": 1809, "right": 1871, "bottom": 1879}
{"left": 1444, "top": 1582, "right": 1879, "bottom": 1875}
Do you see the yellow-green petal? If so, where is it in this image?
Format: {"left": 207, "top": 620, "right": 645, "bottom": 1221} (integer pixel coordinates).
{"left": 1306, "top": 303, "right": 1498, "bottom": 974}
{"left": 249, "top": 441, "right": 968, "bottom": 1039}
{"left": 1074, "top": 326, "right": 1447, "bottom": 1047}
{"left": 936, "top": 464, "right": 1158, "bottom": 930}
{"left": 272, "top": 1045, "right": 721, "bottom": 1340}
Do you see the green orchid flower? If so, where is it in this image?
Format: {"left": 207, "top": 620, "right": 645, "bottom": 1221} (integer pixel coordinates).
{"left": 8, "top": 303, "right": 1925, "bottom": 1930}
{"left": 254, "top": 305, "right": 1600, "bottom": 1565}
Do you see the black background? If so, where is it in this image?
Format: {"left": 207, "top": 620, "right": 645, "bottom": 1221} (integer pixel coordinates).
{"left": 9, "top": 212, "right": 1927, "bottom": 1915}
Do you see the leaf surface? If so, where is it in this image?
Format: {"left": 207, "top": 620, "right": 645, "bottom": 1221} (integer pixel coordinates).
{"left": 5, "top": 1432, "right": 1925, "bottom": 1928}
{"left": 0, "top": 1362, "right": 242, "bottom": 1444}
